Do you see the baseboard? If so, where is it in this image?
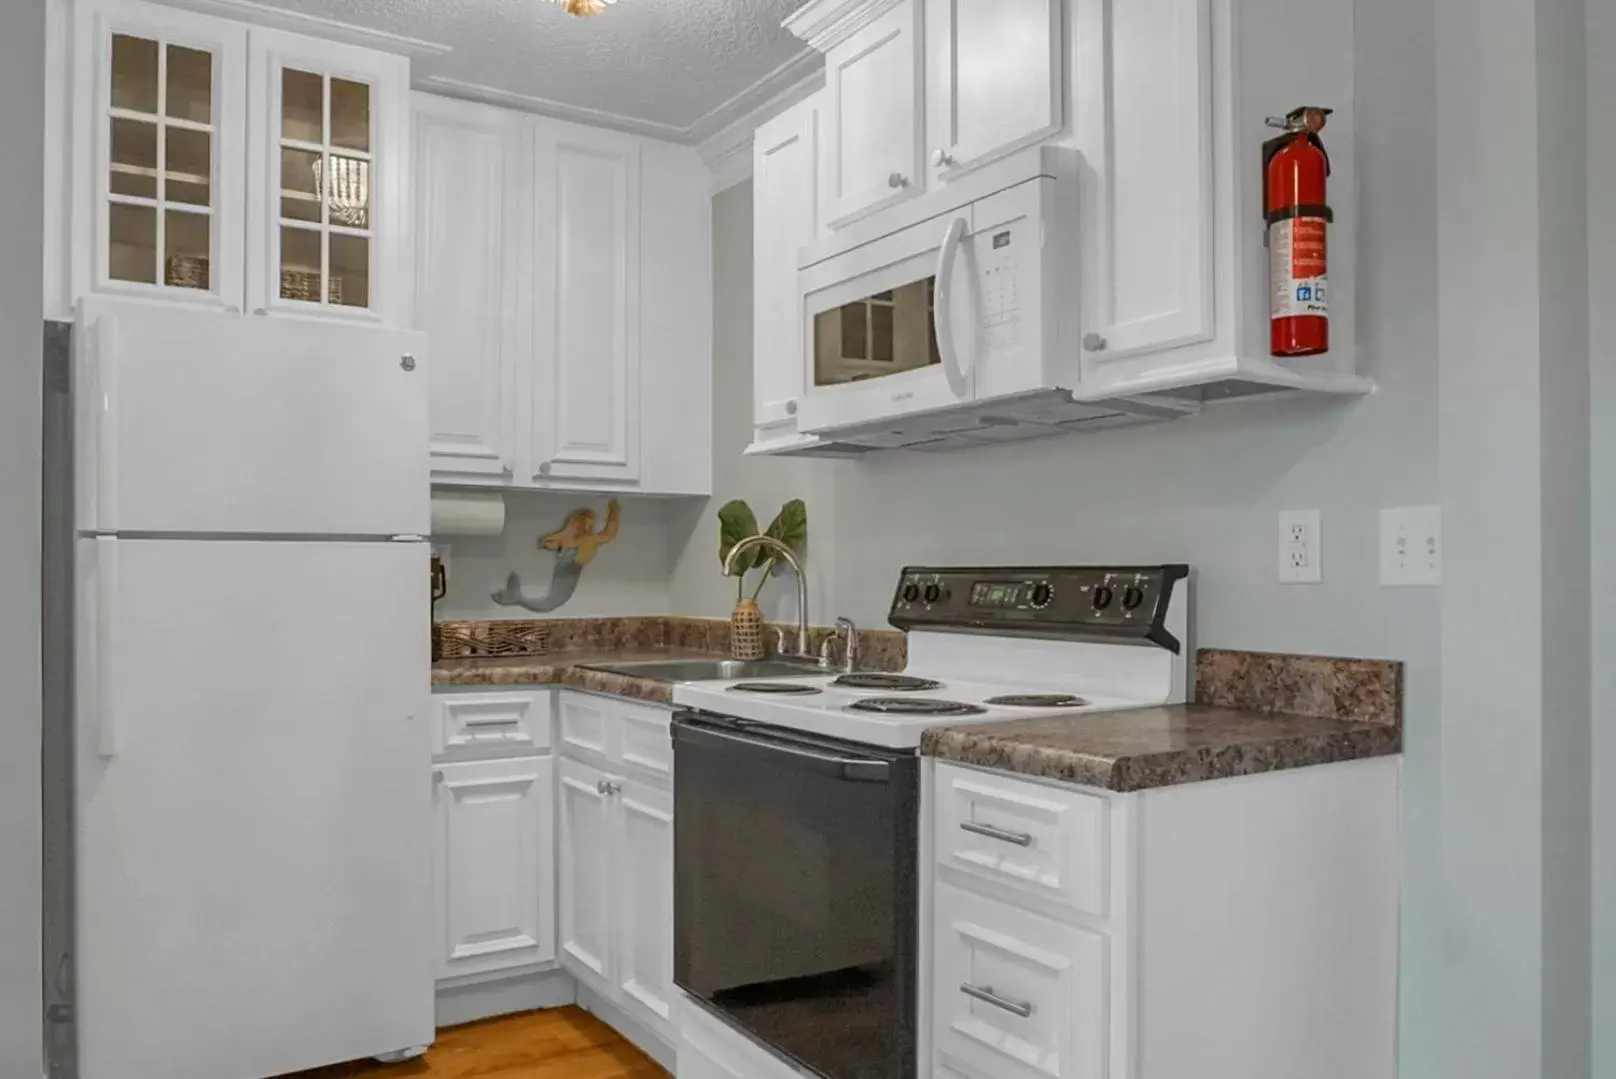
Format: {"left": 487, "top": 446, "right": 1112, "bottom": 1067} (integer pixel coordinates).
{"left": 435, "top": 969, "right": 576, "bottom": 1028}
{"left": 574, "top": 983, "right": 678, "bottom": 1073}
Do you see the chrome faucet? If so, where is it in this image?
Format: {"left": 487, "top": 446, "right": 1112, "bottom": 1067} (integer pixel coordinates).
{"left": 819, "top": 616, "right": 860, "bottom": 673}
{"left": 724, "top": 535, "right": 809, "bottom": 658}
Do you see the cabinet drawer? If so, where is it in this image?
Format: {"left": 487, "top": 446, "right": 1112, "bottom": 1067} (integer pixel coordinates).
{"left": 616, "top": 698, "right": 673, "bottom": 780}
{"left": 433, "top": 689, "right": 551, "bottom": 758}
{"left": 557, "top": 690, "right": 673, "bottom": 778}
{"left": 932, "top": 883, "right": 1106, "bottom": 1079}
{"left": 935, "top": 763, "right": 1109, "bottom": 917}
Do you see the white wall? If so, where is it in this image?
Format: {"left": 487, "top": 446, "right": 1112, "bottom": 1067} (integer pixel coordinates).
{"left": 1, "top": 0, "right": 44, "bottom": 1074}
{"left": 1591, "top": 0, "right": 1614, "bottom": 1068}
{"left": 434, "top": 492, "right": 677, "bottom": 620}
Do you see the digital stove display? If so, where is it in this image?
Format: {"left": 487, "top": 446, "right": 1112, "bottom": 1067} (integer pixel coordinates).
{"left": 970, "top": 581, "right": 1026, "bottom": 608}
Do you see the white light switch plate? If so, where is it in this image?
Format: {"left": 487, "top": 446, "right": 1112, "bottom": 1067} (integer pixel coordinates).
{"left": 1380, "top": 506, "right": 1441, "bottom": 586}
{"left": 1278, "top": 509, "right": 1322, "bottom": 583}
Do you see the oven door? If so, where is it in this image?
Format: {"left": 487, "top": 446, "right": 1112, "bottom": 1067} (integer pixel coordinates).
{"left": 673, "top": 713, "right": 919, "bottom": 1079}
{"left": 796, "top": 210, "right": 979, "bottom": 435}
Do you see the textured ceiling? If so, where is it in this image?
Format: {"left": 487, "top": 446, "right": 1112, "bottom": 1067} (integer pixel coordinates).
{"left": 247, "top": 0, "right": 815, "bottom": 134}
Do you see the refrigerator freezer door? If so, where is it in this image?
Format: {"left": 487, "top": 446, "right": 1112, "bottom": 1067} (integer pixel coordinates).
{"left": 75, "top": 538, "right": 432, "bottom": 1079}
{"left": 76, "top": 298, "right": 428, "bottom": 536}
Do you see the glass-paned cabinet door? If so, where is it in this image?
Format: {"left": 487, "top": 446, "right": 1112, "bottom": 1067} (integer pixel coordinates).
{"left": 74, "top": 1, "right": 247, "bottom": 308}
{"left": 249, "top": 30, "right": 409, "bottom": 322}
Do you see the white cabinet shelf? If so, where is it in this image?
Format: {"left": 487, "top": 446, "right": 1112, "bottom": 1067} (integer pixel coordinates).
{"left": 413, "top": 93, "right": 713, "bottom": 496}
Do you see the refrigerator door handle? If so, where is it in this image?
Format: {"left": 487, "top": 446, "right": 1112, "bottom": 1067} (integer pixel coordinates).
{"left": 94, "top": 537, "right": 119, "bottom": 758}
{"left": 91, "top": 315, "right": 121, "bottom": 532}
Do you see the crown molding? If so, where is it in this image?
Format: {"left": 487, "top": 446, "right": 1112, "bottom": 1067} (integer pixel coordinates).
{"left": 696, "top": 66, "right": 824, "bottom": 193}
{"left": 158, "top": 0, "right": 451, "bottom": 57}
{"left": 417, "top": 76, "right": 689, "bottom": 141}
{"left": 782, "top": 0, "right": 908, "bottom": 52}
{"left": 683, "top": 49, "right": 823, "bottom": 146}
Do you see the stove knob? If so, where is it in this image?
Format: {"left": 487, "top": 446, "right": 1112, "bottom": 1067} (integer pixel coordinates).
{"left": 1092, "top": 585, "right": 1115, "bottom": 610}
{"left": 1122, "top": 586, "right": 1145, "bottom": 611}
{"left": 901, "top": 582, "right": 921, "bottom": 604}
{"left": 923, "top": 583, "right": 943, "bottom": 605}
{"left": 1030, "top": 582, "right": 1054, "bottom": 608}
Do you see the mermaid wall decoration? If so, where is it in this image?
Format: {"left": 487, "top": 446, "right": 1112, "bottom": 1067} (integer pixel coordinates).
{"left": 490, "top": 499, "right": 621, "bottom": 613}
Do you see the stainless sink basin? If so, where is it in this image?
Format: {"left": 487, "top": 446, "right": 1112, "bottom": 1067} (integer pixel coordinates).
{"left": 578, "top": 657, "right": 830, "bottom": 683}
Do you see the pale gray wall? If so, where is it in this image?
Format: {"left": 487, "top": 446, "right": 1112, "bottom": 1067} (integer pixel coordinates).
{"left": 1591, "top": 0, "right": 1614, "bottom": 1068}
{"left": 1, "top": 0, "right": 45, "bottom": 1075}
{"left": 677, "top": 6, "right": 1445, "bottom": 1067}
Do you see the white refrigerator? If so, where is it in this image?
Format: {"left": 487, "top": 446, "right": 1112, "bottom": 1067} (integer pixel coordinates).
{"left": 44, "top": 298, "right": 435, "bottom": 1079}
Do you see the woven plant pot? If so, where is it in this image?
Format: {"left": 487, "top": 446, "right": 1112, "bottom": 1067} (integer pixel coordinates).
{"left": 729, "top": 600, "right": 765, "bottom": 660}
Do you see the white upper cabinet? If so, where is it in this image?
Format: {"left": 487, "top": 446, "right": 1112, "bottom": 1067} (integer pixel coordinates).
{"left": 530, "top": 124, "right": 642, "bottom": 486}
{"left": 413, "top": 95, "right": 523, "bottom": 482}
{"left": 1072, "top": 0, "right": 1212, "bottom": 369}
{"left": 749, "top": 95, "right": 822, "bottom": 454}
{"left": 413, "top": 96, "right": 712, "bottom": 496}
{"left": 246, "top": 29, "right": 410, "bottom": 324}
{"left": 794, "top": 0, "right": 925, "bottom": 228}
{"left": 53, "top": 0, "right": 411, "bottom": 323}
{"left": 925, "top": 0, "right": 1064, "bottom": 181}
{"left": 68, "top": 0, "right": 247, "bottom": 312}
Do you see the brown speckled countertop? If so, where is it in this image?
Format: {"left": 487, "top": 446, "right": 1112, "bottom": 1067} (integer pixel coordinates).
{"left": 433, "top": 648, "right": 729, "bottom": 704}
{"left": 922, "top": 649, "right": 1403, "bottom": 792}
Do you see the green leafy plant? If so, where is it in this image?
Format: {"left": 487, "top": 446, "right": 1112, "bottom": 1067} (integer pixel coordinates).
{"left": 717, "top": 498, "right": 808, "bottom": 601}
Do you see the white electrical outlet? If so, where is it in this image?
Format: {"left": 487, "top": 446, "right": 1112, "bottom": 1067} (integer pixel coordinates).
{"left": 1380, "top": 506, "right": 1441, "bottom": 586}
{"left": 1277, "top": 509, "right": 1322, "bottom": 583}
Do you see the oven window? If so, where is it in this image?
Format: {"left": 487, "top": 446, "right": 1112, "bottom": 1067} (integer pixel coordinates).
{"left": 813, "top": 277, "right": 941, "bottom": 388}
{"left": 674, "top": 720, "right": 918, "bottom": 1079}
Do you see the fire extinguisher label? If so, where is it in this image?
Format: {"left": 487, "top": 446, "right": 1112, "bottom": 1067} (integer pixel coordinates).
{"left": 1269, "top": 217, "right": 1329, "bottom": 319}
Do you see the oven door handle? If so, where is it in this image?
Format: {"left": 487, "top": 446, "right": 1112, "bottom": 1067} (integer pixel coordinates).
{"left": 679, "top": 722, "right": 893, "bottom": 783}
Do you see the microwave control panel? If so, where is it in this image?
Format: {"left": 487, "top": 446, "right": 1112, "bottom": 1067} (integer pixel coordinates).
{"left": 980, "top": 227, "right": 1022, "bottom": 353}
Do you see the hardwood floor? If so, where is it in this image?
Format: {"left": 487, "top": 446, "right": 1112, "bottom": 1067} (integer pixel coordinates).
{"left": 278, "top": 1008, "right": 671, "bottom": 1079}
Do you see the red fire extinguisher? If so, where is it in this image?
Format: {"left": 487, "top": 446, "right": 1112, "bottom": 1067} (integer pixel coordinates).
{"left": 1264, "top": 106, "right": 1333, "bottom": 357}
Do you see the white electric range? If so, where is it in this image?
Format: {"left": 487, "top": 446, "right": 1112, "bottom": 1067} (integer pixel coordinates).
{"left": 672, "top": 563, "right": 1192, "bottom": 749}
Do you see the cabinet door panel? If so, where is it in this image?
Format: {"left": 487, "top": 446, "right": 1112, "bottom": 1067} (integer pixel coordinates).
{"left": 434, "top": 757, "right": 555, "bottom": 980}
{"left": 557, "top": 756, "right": 616, "bottom": 995}
{"left": 751, "top": 98, "right": 820, "bottom": 448}
{"left": 531, "top": 123, "right": 642, "bottom": 483}
{"left": 821, "top": 0, "right": 922, "bottom": 228}
{"left": 927, "top": 0, "right": 1062, "bottom": 179}
{"left": 1075, "top": 0, "right": 1213, "bottom": 368}
{"left": 246, "top": 27, "right": 410, "bottom": 324}
{"left": 414, "top": 97, "right": 521, "bottom": 480}
{"left": 71, "top": 0, "right": 247, "bottom": 310}
{"left": 615, "top": 778, "right": 675, "bottom": 1041}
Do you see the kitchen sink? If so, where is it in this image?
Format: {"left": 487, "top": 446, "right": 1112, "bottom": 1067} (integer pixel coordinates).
{"left": 578, "top": 657, "right": 831, "bottom": 683}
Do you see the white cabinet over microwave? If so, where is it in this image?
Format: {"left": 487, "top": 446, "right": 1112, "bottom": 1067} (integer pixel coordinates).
{"left": 756, "top": 0, "right": 1370, "bottom": 456}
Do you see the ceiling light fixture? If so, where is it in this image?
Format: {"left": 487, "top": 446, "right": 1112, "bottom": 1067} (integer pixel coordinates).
{"left": 549, "top": 0, "right": 617, "bottom": 15}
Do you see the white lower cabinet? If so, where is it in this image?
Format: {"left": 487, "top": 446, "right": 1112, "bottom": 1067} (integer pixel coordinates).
{"left": 556, "top": 692, "right": 678, "bottom": 1049}
{"left": 433, "top": 756, "right": 555, "bottom": 981}
{"left": 932, "top": 882, "right": 1105, "bottom": 1079}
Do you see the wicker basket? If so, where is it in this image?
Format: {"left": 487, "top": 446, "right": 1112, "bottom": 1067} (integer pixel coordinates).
{"left": 280, "top": 268, "right": 343, "bottom": 306}
{"left": 165, "top": 255, "right": 210, "bottom": 290}
{"left": 729, "top": 601, "right": 765, "bottom": 660}
{"left": 435, "top": 621, "right": 553, "bottom": 660}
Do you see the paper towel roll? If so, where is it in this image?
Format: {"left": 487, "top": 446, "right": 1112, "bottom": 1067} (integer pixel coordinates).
{"left": 430, "top": 491, "right": 506, "bottom": 538}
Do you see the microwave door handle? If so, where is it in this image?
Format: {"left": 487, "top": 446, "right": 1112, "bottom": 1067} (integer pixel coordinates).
{"left": 683, "top": 723, "right": 892, "bottom": 783}
{"left": 933, "top": 216, "right": 971, "bottom": 399}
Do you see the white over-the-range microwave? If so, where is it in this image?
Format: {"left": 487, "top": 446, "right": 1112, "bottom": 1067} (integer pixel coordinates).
{"left": 794, "top": 146, "right": 1198, "bottom": 452}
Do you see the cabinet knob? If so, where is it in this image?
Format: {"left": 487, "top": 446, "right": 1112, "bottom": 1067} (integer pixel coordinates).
{"left": 432, "top": 769, "right": 445, "bottom": 784}
{"left": 785, "top": 400, "right": 798, "bottom": 416}
{"left": 596, "top": 779, "right": 608, "bottom": 795}
{"left": 1083, "top": 333, "right": 1108, "bottom": 352}
{"left": 537, "top": 461, "right": 553, "bottom": 476}
{"left": 887, "top": 172, "right": 909, "bottom": 189}
{"left": 400, "top": 354, "right": 417, "bottom": 372}
{"left": 931, "top": 149, "right": 955, "bottom": 168}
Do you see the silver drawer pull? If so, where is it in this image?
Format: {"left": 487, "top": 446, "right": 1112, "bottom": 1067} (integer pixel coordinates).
{"left": 960, "top": 820, "right": 1033, "bottom": 847}
{"left": 961, "top": 983, "right": 1034, "bottom": 1019}
{"left": 464, "top": 718, "right": 521, "bottom": 728}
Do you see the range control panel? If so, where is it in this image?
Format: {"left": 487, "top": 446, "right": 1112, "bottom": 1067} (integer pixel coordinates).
{"left": 888, "top": 565, "right": 1190, "bottom": 652}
